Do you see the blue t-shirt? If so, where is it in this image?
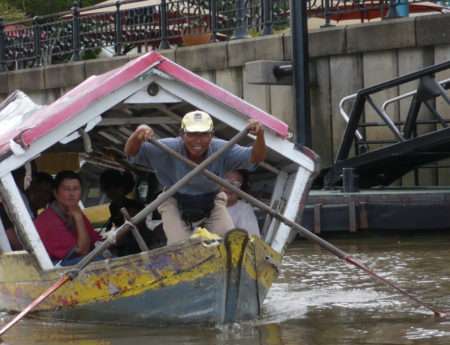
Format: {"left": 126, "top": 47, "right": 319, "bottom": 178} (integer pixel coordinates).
{"left": 130, "top": 137, "right": 253, "bottom": 195}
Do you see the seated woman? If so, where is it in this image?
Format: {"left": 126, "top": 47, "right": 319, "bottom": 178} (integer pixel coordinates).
{"left": 223, "top": 170, "right": 260, "bottom": 236}
{"left": 34, "top": 170, "right": 102, "bottom": 266}
{"left": 100, "top": 169, "right": 166, "bottom": 256}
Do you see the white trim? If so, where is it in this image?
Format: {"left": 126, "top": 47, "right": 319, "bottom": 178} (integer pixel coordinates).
{"left": 0, "top": 217, "right": 12, "bottom": 253}
{"left": 263, "top": 170, "right": 288, "bottom": 244}
{"left": 0, "top": 173, "right": 53, "bottom": 269}
{"left": 271, "top": 167, "right": 312, "bottom": 253}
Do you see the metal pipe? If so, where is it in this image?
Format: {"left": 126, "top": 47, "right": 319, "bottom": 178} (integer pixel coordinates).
{"left": 291, "top": 0, "right": 312, "bottom": 147}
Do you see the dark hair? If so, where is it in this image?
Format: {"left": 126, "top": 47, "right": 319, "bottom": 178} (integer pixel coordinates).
{"left": 236, "top": 169, "right": 250, "bottom": 193}
{"left": 32, "top": 172, "right": 54, "bottom": 187}
{"left": 54, "top": 170, "right": 82, "bottom": 190}
{"left": 100, "top": 169, "right": 135, "bottom": 195}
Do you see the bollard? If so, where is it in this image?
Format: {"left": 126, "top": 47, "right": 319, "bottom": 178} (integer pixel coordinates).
{"left": 72, "top": 1, "right": 81, "bottom": 61}
{"left": 159, "top": 0, "right": 170, "bottom": 49}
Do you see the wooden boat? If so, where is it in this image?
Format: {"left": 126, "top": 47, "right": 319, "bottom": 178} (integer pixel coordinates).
{"left": 0, "top": 52, "right": 318, "bottom": 325}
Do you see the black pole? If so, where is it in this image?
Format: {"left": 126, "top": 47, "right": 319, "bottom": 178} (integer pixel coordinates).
{"left": 0, "top": 18, "right": 5, "bottom": 72}
{"left": 291, "top": 0, "right": 312, "bottom": 147}
{"left": 114, "top": 1, "right": 123, "bottom": 55}
{"left": 72, "top": 1, "right": 81, "bottom": 61}
{"left": 33, "top": 16, "right": 41, "bottom": 67}
{"left": 262, "top": 0, "right": 273, "bottom": 35}
{"left": 159, "top": 0, "right": 170, "bottom": 49}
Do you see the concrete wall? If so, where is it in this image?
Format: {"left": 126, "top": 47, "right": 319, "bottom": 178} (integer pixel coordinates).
{"left": 1, "top": 14, "right": 450, "bottom": 186}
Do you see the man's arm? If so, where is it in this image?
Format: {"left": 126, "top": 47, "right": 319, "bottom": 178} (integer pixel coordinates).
{"left": 124, "top": 124, "right": 154, "bottom": 156}
{"left": 248, "top": 120, "right": 266, "bottom": 164}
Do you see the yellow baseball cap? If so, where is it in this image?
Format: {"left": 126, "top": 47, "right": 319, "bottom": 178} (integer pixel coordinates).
{"left": 181, "top": 110, "right": 214, "bottom": 133}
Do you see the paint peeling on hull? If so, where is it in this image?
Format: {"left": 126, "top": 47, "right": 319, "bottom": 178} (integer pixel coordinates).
{"left": 0, "top": 230, "right": 281, "bottom": 324}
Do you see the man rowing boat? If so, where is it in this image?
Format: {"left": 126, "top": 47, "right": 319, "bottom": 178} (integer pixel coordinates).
{"left": 124, "top": 110, "right": 266, "bottom": 244}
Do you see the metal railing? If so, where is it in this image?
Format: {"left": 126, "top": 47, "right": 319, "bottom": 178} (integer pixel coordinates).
{"left": 0, "top": 0, "right": 447, "bottom": 71}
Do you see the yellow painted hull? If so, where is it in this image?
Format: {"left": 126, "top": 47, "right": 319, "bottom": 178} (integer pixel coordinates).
{"left": 0, "top": 230, "right": 281, "bottom": 324}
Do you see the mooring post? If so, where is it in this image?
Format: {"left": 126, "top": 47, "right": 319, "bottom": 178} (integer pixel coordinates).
{"left": 159, "top": 0, "right": 170, "bottom": 49}
{"left": 72, "top": 0, "right": 81, "bottom": 61}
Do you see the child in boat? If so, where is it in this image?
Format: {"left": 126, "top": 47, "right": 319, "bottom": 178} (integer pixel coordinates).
{"left": 124, "top": 110, "right": 266, "bottom": 245}
{"left": 99, "top": 168, "right": 166, "bottom": 256}
{"left": 34, "top": 170, "right": 101, "bottom": 266}
{"left": 223, "top": 170, "right": 260, "bottom": 237}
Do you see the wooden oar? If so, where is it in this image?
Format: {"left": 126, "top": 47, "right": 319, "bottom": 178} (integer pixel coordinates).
{"left": 0, "top": 126, "right": 250, "bottom": 337}
{"left": 150, "top": 138, "right": 448, "bottom": 319}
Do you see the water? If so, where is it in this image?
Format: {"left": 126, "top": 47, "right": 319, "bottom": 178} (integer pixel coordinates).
{"left": 2, "top": 231, "right": 450, "bottom": 345}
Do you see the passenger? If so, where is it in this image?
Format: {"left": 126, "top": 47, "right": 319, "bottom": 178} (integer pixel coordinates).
{"left": 34, "top": 170, "right": 101, "bottom": 266}
{"left": 26, "top": 172, "right": 54, "bottom": 217}
{"left": 99, "top": 169, "right": 166, "bottom": 256}
{"left": 223, "top": 170, "right": 260, "bottom": 236}
{"left": 124, "top": 110, "right": 266, "bottom": 244}
{"left": 1, "top": 169, "right": 54, "bottom": 250}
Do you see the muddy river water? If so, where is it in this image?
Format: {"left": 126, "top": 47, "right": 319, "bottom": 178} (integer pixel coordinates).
{"left": 2, "top": 231, "right": 450, "bottom": 345}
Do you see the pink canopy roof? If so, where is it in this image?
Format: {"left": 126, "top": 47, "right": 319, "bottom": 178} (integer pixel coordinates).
{"left": 0, "top": 51, "right": 289, "bottom": 159}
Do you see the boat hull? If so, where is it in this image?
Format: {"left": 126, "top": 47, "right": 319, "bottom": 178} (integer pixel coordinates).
{"left": 0, "top": 230, "right": 281, "bottom": 325}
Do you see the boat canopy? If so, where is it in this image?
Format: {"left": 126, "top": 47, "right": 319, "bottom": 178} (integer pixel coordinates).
{"left": 0, "top": 51, "right": 318, "bottom": 270}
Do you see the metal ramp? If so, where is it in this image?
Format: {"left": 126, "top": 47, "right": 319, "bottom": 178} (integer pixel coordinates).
{"left": 324, "top": 61, "right": 450, "bottom": 189}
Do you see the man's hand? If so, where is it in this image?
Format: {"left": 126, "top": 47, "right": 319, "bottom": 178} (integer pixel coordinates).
{"left": 125, "top": 124, "right": 154, "bottom": 156}
{"left": 249, "top": 119, "right": 266, "bottom": 164}
{"left": 248, "top": 119, "right": 263, "bottom": 136}
{"left": 135, "top": 124, "right": 154, "bottom": 142}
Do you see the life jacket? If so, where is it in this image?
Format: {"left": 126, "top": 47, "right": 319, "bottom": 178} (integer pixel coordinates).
{"left": 174, "top": 192, "right": 217, "bottom": 224}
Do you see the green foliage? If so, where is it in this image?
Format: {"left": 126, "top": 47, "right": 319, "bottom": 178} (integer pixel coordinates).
{"left": 0, "top": 0, "right": 27, "bottom": 21}
{"left": 4, "top": 0, "right": 105, "bottom": 17}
